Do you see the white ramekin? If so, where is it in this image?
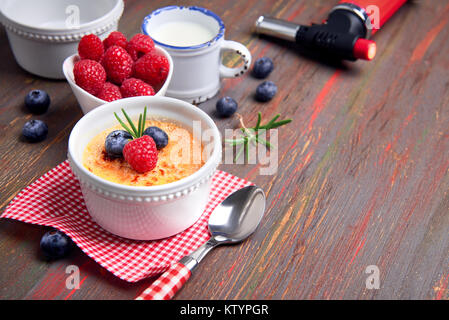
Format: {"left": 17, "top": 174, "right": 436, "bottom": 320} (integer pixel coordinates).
{"left": 63, "top": 46, "right": 174, "bottom": 114}
{"left": 0, "top": 0, "right": 124, "bottom": 79}
{"left": 67, "top": 96, "right": 222, "bottom": 240}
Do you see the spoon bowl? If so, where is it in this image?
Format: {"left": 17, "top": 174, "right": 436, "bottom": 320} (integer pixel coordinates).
{"left": 209, "top": 186, "right": 266, "bottom": 243}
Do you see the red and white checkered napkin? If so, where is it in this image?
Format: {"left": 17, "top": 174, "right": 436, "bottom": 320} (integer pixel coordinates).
{"left": 1, "top": 160, "right": 251, "bottom": 282}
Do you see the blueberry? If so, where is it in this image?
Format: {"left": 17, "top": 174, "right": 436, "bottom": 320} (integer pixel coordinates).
{"left": 252, "top": 57, "right": 274, "bottom": 79}
{"left": 25, "top": 90, "right": 50, "bottom": 114}
{"left": 255, "top": 81, "right": 277, "bottom": 102}
{"left": 143, "top": 126, "right": 168, "bottom": 150}
{"left": 216, "top": 96, "right": 238, "bottom": 117}
{"left": 22, "top": 119, "right": 48, "bottom": 142}
{"left": 105, "top": 130, "right": 132, "bottom": 157}
{"left": 40, "top": 229, "right": 73, "bottom": 260}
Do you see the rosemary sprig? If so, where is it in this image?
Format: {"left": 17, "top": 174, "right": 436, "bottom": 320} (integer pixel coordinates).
{"left": 138, "top": 114, "right": 142, "bottom": 137}
{"left": 114, "top": 106, "right": 148, "bottom": 139}
{"left": 141, "top": 106, "right": 147, "bottom": 136}
{"left": 225, "top": 112, "right": 292, "bottom": 162}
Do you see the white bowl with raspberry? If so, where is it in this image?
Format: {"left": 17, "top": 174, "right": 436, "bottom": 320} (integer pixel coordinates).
{"left": 0, "top": 0, "right": 124, "bottom": 79}
{"left": 67, "top": 96, "right": 222, "bottom": 240}
{"left": 63, "top": 34, "right": 173, "bottom": 114}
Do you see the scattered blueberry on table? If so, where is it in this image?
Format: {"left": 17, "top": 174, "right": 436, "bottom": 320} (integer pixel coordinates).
{"left": 216, "top": 96, "right": 238, "bottom": 118}
{"left": 105, "top": 130, "right": 133, "bottom": 157}
{"left": 40, "top": 229, "right": 74, "bottom": 260}
{"left": 22, "top": 119, "right": 48, "bottom": 142}
{"left": 25, "top": 89, "right": 50, "bottom": 114}
{"left": 252, "top": 57, "right": 274, "bottom": 79}
{"left": 143, "top": 126, "right": 169, "bottom": 150}
{"left": 255, "top": 81, "right": 278, "bottom": 102}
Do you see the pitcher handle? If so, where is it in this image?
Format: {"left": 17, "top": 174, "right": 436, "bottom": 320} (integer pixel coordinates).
{"left": 219, "top": 40, "right": 252, "bottom": 78}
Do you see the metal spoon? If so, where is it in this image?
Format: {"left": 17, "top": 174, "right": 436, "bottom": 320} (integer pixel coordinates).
{"left": 136, "top": 185, "right": 266, "bottom": 300}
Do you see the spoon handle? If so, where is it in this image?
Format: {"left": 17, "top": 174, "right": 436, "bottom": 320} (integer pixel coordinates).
{"left": 135, "top": 262, "right": 191, "bottom": 300}
{"left": 135, "top": 239, "right": 218, "bottom": 300}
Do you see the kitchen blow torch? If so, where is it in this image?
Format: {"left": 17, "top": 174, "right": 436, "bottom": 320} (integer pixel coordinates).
{"left": 255, "top": 0, "right": 408, "bottom": 61}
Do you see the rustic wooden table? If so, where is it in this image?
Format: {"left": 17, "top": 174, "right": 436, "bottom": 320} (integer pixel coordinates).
{"left": 0, "top": 0, "right": 448, "bottom": 300}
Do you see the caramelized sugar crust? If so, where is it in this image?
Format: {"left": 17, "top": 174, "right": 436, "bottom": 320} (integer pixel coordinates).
{"left": 83, "top": 120, "right": 204, "bottom": 187}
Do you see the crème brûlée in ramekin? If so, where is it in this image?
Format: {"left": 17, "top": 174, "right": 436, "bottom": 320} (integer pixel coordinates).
{"left": 82, "top": 119, "right": 204, "bottom": 187}
{"left": 68, "top": 96, "right": 222, "bottom": 240}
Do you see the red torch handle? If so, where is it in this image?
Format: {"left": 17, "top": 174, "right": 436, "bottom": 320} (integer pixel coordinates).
{"left": 340, "top": 0, "right": 407, "bottom": 34}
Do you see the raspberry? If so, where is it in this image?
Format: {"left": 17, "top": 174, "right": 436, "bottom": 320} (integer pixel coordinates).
{"left": 120, "top": 78, "right": 155, "bottom": 97}
{"left": 123, "top": 135, "right": 158, "bottom": 173}
{"left": 133, "top": 52, "right": 169, "bottom": 88}
{"left": 73, "top": 59, "right": 106, "bottom": 95}
{"left": 103, "top": 31, "right": 128, "bottom": 50}
{"left": 102, "top": 45, "right": 133, "bottom": 85}
{"left": 97, "top": 82, "right": 122, "bottom": 102}
{"left": 78, "top": 34, "right": 104, "bottom": 61}
{"left": 126, "top": 34, "right": 155, "bottom": 61}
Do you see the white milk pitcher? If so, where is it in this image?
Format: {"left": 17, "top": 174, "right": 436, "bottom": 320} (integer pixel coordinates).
{"left": 142, "top": 6, "right": 252, "bottom": 103}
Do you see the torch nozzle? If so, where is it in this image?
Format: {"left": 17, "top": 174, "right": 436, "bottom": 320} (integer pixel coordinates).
{"left": 255, "top": 16, "right": 301, "bottom": 42}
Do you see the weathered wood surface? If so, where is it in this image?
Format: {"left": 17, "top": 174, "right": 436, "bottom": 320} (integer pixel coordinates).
{"left": 0, "top": 0, "right": 448, "bottom": 300}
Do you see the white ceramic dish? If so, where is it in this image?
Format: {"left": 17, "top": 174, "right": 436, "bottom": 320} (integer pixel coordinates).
{"left": 0, "top": 0, "right": 124, "bottom": 79}
{"left": 68, "top": 96, "right": 222, "bottom": 240}
{"left": 63, "top": 45, "right": 174, "bottom": 114}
